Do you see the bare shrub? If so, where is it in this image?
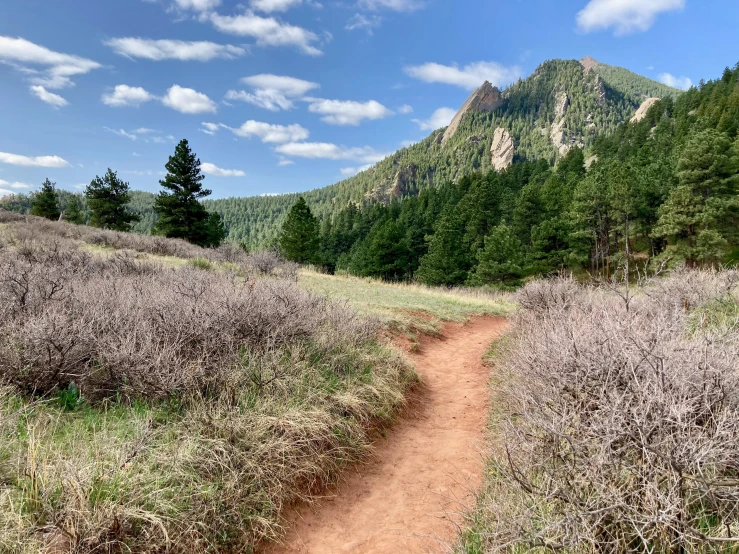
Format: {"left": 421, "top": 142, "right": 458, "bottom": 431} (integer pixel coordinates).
{"left": 467, "top": 272, "right": 739, "bottom": 553}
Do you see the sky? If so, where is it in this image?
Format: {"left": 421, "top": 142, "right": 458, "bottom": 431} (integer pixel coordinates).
{"left": 0, "top": 0, "right": 737, "bottom": 199}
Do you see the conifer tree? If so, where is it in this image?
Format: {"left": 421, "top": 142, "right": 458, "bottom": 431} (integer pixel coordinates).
{"left": 64, "top": 196, "right": 84, "bottom": 224}
{"left": 653, "top": 129, "right": 739, "bottom": 265}
{"left": 154, "top": 139, "right": 226, "bottom": 247}
{"left": 416, "top": 209, "right": 471, "bottom": 286}
{"left": 30, "top": 179, "right": 60, "bottom": 220}
{"left": 468, "top": 223, "right": 525, "bottom": 285}
{"left": 279, "top": 197, "right": 319, "bottom": 263}
{"left": 86, "top": 169, "right": 139, "bottom": 231}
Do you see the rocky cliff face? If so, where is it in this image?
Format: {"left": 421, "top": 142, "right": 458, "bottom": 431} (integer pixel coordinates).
{"left": 580, "top": 56, "right": 600, "bottom": 72}
{"left": 490, "top": 128, "right": 514, "bottom": 171}
{"left": 442, "top": 81, "right": 502, "bottom": 144}
{"left": 631, "top": 97, "right": 661, "bottom": 122}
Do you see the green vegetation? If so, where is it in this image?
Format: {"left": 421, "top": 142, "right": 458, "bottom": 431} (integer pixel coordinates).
{"left": 279, "top": 196, "right": 319, "bottom": 263}
{"left": 29, "top": 178, "right": 60, "bottom": 220}
{"left": 86, "top": 168, "right": 140, "bottom": 231}
{"left": 154, "top": 139, "right": 227, "bottom": 247}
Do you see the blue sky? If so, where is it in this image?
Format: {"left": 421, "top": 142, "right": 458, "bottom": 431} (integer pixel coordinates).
{"left": 0, "top": 0, "right": 737, "bottom": 199}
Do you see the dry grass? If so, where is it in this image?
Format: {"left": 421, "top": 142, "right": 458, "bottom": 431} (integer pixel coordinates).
{"left": 457, "top": 270, "right": 739, "bottom": 553}
{"left": 299, "top": 269, "right": 514, "bottom": 335}
{"left": 0, "top": 213, "right": 415, "bottom": 553}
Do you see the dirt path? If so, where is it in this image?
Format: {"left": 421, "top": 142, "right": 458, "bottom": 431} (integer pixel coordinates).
{"left": 265, "top": 317, "right": 508, "bottom": 554}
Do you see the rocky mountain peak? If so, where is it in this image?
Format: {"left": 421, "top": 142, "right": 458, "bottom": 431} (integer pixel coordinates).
{"left": 631, "top": 97, "right": 661, "bottom": 122}
{"left": 442, "top": 81, "right": 503, "bottom": 144}
{"left": 580, "top": 56, "right": 600, "bottom": 72}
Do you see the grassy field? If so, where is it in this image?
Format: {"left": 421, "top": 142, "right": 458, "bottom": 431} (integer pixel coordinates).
{"left": 299, "top": 270, "right": 515, "bottom": 336}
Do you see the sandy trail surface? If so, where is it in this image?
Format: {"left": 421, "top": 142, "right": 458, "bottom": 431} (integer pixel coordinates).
{"left": 265, "top": 317, "right": 508, "bottom": 554}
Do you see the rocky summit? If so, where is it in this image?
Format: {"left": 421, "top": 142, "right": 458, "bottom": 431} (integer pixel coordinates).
{"left": 442, "top": 81, "right": 503, "bottom": 144}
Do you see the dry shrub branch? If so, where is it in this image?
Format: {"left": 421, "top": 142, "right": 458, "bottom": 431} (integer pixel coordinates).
{"left": 464, "top": 270, "right": 739, "bottom": 553}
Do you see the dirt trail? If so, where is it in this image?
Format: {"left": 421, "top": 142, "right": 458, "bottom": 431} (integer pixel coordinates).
{"left": 266, "top": 317, "right": 508, "bottom": 554}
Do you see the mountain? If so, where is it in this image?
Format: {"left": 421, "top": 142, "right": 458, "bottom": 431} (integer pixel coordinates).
{"left": 1, "top": 57, "right": 682, "bottom": 248}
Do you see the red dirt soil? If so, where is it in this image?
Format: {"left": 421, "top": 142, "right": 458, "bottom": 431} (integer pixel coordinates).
{"left": 264, "top": 316, "right": 509, "bottom": 554}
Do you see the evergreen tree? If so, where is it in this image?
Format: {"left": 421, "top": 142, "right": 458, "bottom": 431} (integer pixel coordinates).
{"left": 86, "top": 169, "right": 140, "bottom": 231}
{"left": 30, "top": 179, "right": 60, "bottom": 220}
{"left": 64, "top": 197, "right": 85, "bottom": 224}
{"left": 416, "top": 209, "right": 471, "bottom": 286}
{"left": 468, "top": 223, "right": 525, "bottom": 285}
{"left": 154, "top": 139, "right": 224, "bottom": 247}
{"left": 652, "top": 129, "right": 739, "bottom": 265}
{"left": 279, "top": 197, "right": 319, "bottom": 263}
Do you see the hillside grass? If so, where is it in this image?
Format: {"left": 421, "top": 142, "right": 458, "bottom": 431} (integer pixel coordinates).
{"left": 0, "top": 212, "right": 417, "bottom": 553}
{"left": 299, "top": 270, "right": 515, "bottom": 336}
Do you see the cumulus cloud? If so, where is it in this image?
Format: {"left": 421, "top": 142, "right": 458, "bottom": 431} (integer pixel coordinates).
{"left": 102, "top": 85, "right": 156, "bottom": 107}
{"left": 201, "top": 162, "right": 245, "bottom": 177}
{"left": 659, "top": 72, "right": 692, "bottom": 90}
{"left": 0, "top": 179, "right": 32, "bottom": 189}
{"left": 404, "top": 61, "right": 522, "bottom": 90}
{"left": 30, "top": 85, "right": 68, "bottom": 107}
{"left": 226, "top": 74, "right": 320, "bottom": 111}
{"left": 172, "top": 0, "right": 221, "bottom": 12}
{"left": 250, "top": 0, "right": 303, "bottom": 12}
{"left": 0, "top": 151, "right": 70, "bottom": 168}
{"left": 104, "top": 127, "right": 138, "bottom": 140}
{"left": 200, "top": 122, "right": 223, "bottom": 135}
{"left": 161, "top": 85, "right": 217, "bottom": 113}
{"left": 104, "top": 127, "right": 175, "bottom": 143}
{"left": 358, "top": 0, "right": 424, "bottom": 11}
{"left": 105, "top": 38, "right": 246, "bottom": 61}
{"left": 576, "top": 0, "right": 685, "bottom": 35}
{"left": 275, "top": 142, "right": 388, "bottom": 163}
{"left": 0, "top": 35, "right": 101, "bottom": 89}
{"left": 277, "top": 157, "right": 295, "bottom": 166}
{"left": 412, "top": 107, "right": 456, "bottom": 131}
{"left": 209, "top": 12, "right": 323, "bottom": 56}
{"left": 397, "top": 104, "right": 413, "bottom": 114}
{"left": 307, "top": 98, "right": 393, "bottom": 125}
{"left": 227, "top": 120, "right": 310, "bottom": 143}
{"left": 345, "top": 14, "right": 382, "bottom": 34}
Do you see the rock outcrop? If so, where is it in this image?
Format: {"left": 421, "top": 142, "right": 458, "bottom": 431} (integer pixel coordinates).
{"left": 490, "top": 127, "right": 514, "bottom": 171}
{"left": 442, "top": 81, "right": 503, "bottom": 144}
{"left": 580, "top": 56, "right": 600, "bottom": 72}
{"left": 630, "top": 97, "right": 661, "bottom": 123}
{"left": 550, "top": 92, "right": 570, "bottom": 155}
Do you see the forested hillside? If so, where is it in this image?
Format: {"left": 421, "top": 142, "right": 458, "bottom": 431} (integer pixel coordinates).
{"left": 311, "top": 62, "right": 739, "bottom": 284}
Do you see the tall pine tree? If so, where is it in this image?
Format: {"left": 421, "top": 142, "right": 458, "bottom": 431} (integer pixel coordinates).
{"left": 154, "top": 139, "right": 226, "bottom": 247}
{"left": 279, "top": 197, "right": 319, "bottom": 263}
{"left": 86, "top": 169, "right": 140, "bottom": 231}
{"left": 64, "top": 196, "right": 85, "bottom": 224}
{"left": 30, "top": 179, "right": 60, "bottom": 220}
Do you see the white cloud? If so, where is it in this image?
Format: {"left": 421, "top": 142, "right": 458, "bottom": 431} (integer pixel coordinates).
{"left": 30, "top": 85, "right": 68, "bottom": 107}
{"left": 104, "top": 127, "right": 139, "bottom": 140}
{"left": 209, "top": 12, "right": 323, "bottom": 56}
{"left": 0, "top": 179, "right": 31, "bottom": 189}
{"left": 404, "top": 61, "right": 522, "bottom": 90}
{"left": 162, "top": 85, "right": 217, "bottom": 114}
{"left": 173, "top": 0, "right": 221, "bottom": 11}
{"left": 307, "top": 98, "right": 393, "bottom": 125}
{"left": 228, "top": 120, "right": 309, "bottom": 143}
{"left": 0, "top": 151, "right": 70, "bottom": 168}
{"left": 397, "top": 104, "right": 413, "bottom": 114}
{"left": 105, "top": 38, "right": 246, "bottom": 61}
{"left": 576, "top": 0, "right": 685, "bottom": 35}
{"left": 412, "top": 107, "right": 456, "bottom": 130}
{"left": 0, "top": 35, "right": 101, "bottom": 89}
{"left": 358, "top": 0, "right": 423, "bottom": 11}
{"left": 242, "top": 74, "right": 319, "bottom": 96}
{"left": 250, "top": 0, "right": 303, "bottom": 12}
{"left": 102, "top": 85, "right": 156, "bottom": 107}
{"left": 201, "top": 162, "right": 245, "bottom": 177}
{"left": 134, "top": 127, "right": 157, "bottom": 134}
{"left": 659, "top": 72, "right": 692, "bottom": 90}
{"left": 200, "top": 122, "right": 222, "bottom": 135}
{"left": 225, "top": 89, "right": 294, "bottom": 111}
{"left": 227, "top": 74, "right": 320, "bottom": 111}
{"left": 275, "top": 142, "right": 388, "bottom": 163}
{"left": 345, "top": 14, "right": 382, "bottom": 34}
{"left": 277, "top": 157, "right": 295, "bottom": 166}
{"left": 340, "top": 164, "right": 373, "bottom": 176}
